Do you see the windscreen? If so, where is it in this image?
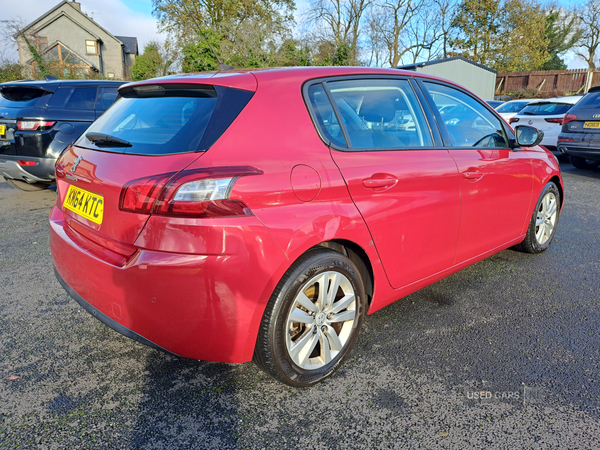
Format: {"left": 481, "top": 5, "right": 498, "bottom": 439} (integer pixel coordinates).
{"left": 519, "top": 102, "right": 573, "bottom": 116}
{"left": 496, "top": 101, "right": 529, "bottom": 113}
{"left": 0, "top": 87, "right": 51, "bottom": 107}
{"left": 77, "top": 84, "right": 253, "bottom": 155}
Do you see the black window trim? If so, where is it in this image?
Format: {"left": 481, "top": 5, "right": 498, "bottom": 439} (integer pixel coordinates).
{"left": 416, "top": 78, "right": 517, "bottom": 150}
{"left": 302, "top": 74, "right": 443, "bottom": 153}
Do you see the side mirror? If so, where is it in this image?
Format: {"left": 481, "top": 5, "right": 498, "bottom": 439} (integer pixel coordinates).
{"left": 515, "top": 125, "right": 544, "bottom": 147}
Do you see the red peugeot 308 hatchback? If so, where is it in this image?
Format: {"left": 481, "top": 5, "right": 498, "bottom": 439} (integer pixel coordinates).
{"left": 50, "top": 67, "right": 563, "bottom": 386}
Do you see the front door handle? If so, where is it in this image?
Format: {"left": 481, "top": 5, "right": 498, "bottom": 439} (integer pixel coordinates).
{"left": 462, "top": 170, "right": 484, "bottom": 181}
{"left": 362, "top": 173, "right": 398, "bottom": 190}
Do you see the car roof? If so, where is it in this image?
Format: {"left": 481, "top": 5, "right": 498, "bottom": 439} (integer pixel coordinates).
{"left": 526, "top": 96, "right": 582, "bottom": 105}
{"left": 0, "top": 79, "right": 127, "bottom": 87}
{"left": 504, "top": 98, "right": 537, "bottom": 103}
{"left": 122, "top": 66, "right": 458, "bottom": 92}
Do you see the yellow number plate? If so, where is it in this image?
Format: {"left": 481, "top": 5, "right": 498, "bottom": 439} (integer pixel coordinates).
{"left": 583, "top": 121, "right": 600, "bottom": 129}
{"left": 63, "top": 185, "right": 104, "bottom": 224}
{"left": 0, "top": 124, "right": 5, "bottom": 137}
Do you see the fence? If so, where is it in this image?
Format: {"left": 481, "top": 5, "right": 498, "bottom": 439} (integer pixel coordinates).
{"left": 496, "top": 68, "right": 600, "bottom": 96}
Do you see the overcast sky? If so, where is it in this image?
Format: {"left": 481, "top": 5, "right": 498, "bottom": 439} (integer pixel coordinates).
{"left": 0, "top": 0, "right": 587, "bottom": 69}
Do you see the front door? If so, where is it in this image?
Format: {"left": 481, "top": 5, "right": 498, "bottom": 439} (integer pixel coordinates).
{"left": 420, "top": 81, "right": 533, "bottom": 263}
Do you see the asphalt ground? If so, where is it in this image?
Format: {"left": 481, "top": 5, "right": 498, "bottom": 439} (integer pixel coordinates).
{"left": 1, "top": 161, "right": 599, "bottom": 449}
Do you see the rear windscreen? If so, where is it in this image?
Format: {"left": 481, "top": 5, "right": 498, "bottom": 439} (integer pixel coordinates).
{"left": 520, "top": 102, "right": 573, "bottom": 116}
{"left": 77, "top": 84, "right": 253, "bottom": 155}
{"left": 572, "top": 91, "right": 600, "bottom": 110}
{"left": 0, "top": 87, "right": 51, "bottom": 107}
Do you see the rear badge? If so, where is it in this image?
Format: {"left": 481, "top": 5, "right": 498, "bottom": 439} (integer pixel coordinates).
{"left": 71, "top": 156, "right": 83, "bottom": 172}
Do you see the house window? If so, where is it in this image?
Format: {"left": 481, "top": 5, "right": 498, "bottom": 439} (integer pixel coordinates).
{"left": 85, "top": 40, "right": 98, "bottom": 55}
{"left": 36, "top": 37, "right": 48, "bottom": 51}
{"left": 32, "top": 44, "right": 92, "bottom": 79}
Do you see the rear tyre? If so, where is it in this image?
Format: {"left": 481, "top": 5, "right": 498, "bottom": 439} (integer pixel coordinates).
{"left": 254, "top": 249, "right": 366, "bottom": 387}
{"left": 514, "top": 182, "right": 560, "bottom": 254}
{"left": 569, "top": 155, "right": 600, "bottom": 170}
{"left": 5, "top": 178, "right": 51, "bottom": 191}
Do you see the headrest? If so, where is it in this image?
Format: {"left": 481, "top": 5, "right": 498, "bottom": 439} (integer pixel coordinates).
{"left": 359, "top": 95, "right": 396, "bottom": 123}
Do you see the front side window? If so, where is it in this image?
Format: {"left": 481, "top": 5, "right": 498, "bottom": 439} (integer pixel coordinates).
{"left": 424, "top": 82, "right": 509, "bottom": 148}
{"left": 320, "top": 78, "right": 434, "bottom": 149}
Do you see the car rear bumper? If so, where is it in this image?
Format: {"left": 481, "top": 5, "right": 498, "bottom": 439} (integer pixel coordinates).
{"left": 558, "top": 144, "right": 600, "bottom": 161}
{"left": 49, "top": 205, "right": 287, "bottom": 363}
{"left": 0, "top": 155, "right": 56, "bottom": 182}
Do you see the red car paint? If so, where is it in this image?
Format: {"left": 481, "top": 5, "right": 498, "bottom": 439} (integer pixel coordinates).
{"left": 50, "top": 67, "right": 563, "bottom": 363}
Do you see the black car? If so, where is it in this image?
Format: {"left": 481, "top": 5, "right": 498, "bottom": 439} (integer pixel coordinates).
{"left": 557, "top": 85, "right": 600, "bottom": 170}
{"left": 0, "top": 78, "right": 126, "bottom": 190}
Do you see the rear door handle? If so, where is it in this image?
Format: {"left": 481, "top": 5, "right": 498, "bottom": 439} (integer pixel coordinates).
{"left": 362, "top": 173, "right": 398, "bottom": 190}
{"left": 462, "top": 170, "right": 484, "bottom": 181}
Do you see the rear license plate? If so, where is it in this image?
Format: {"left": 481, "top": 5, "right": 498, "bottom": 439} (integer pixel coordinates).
{"left": 0, "top": 124, "right": 5, "bottom": 137}
{"left": 63, "top": 185, "right": 104, "bottom": 224}
{"left": 583, "top": 122, "right": 600, "bottom": 129}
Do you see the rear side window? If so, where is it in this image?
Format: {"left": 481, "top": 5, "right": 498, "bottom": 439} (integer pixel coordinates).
{"left": 308, "top": 78, "right": 433, "bottom": 149}
{"left": 77, "top": 84, "right": 253, "bottom": 155}
{"left": 572, "top": 91, "right": 600, "bottom": 110}
{"left": 96, "top": 87, "right": 119, "bottom": 111}
{"left": 520, "top": 102, "right": 573, "bottom": 116}
{"left": 49, "top": 86, "right": 98, "bottom": 109}
{"left": 0, "top": 87, "right": 51, "bottom": 107}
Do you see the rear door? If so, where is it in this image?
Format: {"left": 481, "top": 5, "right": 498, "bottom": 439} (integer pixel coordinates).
{"left": 419, "top": 80, "right": 533, "bottom": 263}
{"left": 307, "top": 77, "right": 461, "bottom": 289}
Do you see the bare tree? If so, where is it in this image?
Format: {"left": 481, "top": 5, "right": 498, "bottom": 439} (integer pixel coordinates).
{"left": 576, "top": 0, "right": 600, "bottom": 69}
{"left": 366, "top": 0, "right": 421, "bottom": 67}
{"left": 304, "top": 0, "right": 372, "bottom": 64}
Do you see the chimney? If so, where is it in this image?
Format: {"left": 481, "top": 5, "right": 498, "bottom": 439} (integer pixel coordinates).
{"left": 70, "top": 1, "right": 81, "bottom": 10}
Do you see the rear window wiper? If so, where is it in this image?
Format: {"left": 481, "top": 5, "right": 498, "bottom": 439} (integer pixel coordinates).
{"left": 86, "top": 132, "right": 132, "bottom": 147}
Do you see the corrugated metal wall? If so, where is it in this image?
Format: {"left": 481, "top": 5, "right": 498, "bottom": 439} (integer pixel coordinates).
{"left": 416, "top": 60, "right": 496, "bottom": 100}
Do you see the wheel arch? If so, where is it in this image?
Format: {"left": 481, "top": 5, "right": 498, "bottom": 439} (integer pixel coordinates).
{"left": 549, "top": 175, "right": 564, "bottom": 209}
{"left": 312, "top": 239, "right": 375, "bottom": 308}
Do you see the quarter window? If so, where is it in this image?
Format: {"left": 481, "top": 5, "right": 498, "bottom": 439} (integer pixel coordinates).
{"left": 423, "top": 82, "right": 509, "bottom": 148}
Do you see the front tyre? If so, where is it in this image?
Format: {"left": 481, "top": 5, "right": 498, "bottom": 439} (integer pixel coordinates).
{"left": 254, "top": 249, "right": 366, "bottom": 387}
{"left": 514, "top": 181, "right": 561, "bottom": 254}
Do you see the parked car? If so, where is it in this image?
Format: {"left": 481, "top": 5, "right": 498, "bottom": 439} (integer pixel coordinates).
{"left": 50, "top": 67, "right": 563, "bottom": 387}
{"left": 495, "top": 98, "right": 537, "bottom": 121}
{"left": 486, "top": 100, "right": 504, "bottom": 109}
{"left": 557, "top": 85, "right": 600, "bottom": 169}
{"left": 0, "top": 78, "right": 126, "bottom": 191}
{"left": 509, "top": 96, "right": 581, "bottom": 155}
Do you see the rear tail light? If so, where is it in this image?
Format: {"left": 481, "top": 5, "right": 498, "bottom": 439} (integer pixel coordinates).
{"left": 509, "top": 118, "right": 519, "bottom": 124}
{"left": 17, "top": 120, "right": 55, "bottom": 131}
{"left": 558, "top": 137, "right": 574, "bottom": 142}
{"left": 544, "top": 118, "right": 564, "bottom": 124}
{"left": 120, "top": 166, "right": 262, "bottom": 218}
{"left": 18, "top": 160, "right": 38, "bottom": 166}
{"left": 562, "top": 113, "right": 577, "bottom": 125}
